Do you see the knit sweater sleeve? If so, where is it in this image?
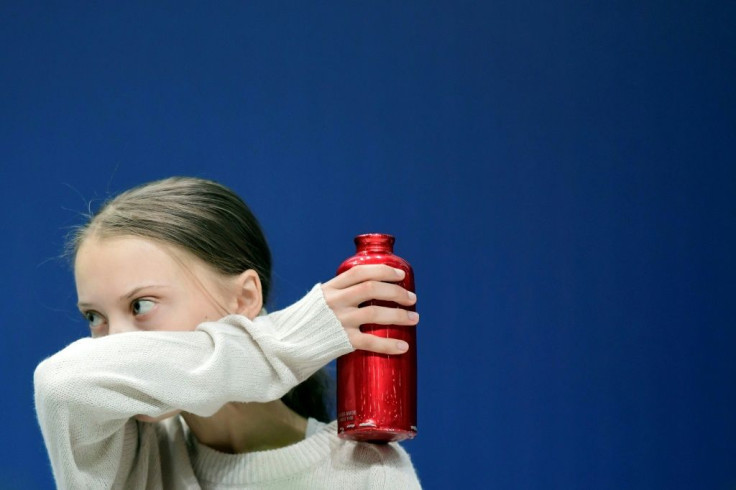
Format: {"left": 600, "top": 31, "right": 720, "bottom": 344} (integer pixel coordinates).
{"left": 33, "top": 284, "right": 353, "bottom": 489}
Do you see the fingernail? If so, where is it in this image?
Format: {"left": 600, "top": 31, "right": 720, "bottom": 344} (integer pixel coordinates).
{"left": 394, "top": 268, "right": 405, "bottom": 278}
{"left": 396, "top": 341, "right": 409, "bottom": 351}
{"left": 408, "top": 311, "right": 419, "bottom": 321}
{"left": 408, "top": 292, "right": 417, "bottom": 302}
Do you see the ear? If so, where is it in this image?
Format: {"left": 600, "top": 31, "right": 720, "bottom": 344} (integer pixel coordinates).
{"left": 232, "top": 269, "right": 264, "bottom": 319}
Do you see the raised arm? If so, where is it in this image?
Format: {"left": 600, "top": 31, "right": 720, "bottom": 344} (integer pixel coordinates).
{"left": 35, "top": 265, "right": 419, "bottom": 488}
{"left": 34, "top": 284, "right": 351, "bottom": 488}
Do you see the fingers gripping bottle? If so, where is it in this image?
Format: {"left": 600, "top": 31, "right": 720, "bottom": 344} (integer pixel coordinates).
{"left": 336, "top": 233, "right": 417, "bottom": 442}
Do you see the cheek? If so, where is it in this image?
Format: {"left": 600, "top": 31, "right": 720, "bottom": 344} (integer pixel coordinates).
{"left": 151, "top": 288, "right": 230, "bottom": 332}
{"left": 191, "top": 285, "right": 234, "bottom": 323}
{"left": 196, "top": 306, "right": 226, "bottom": 324}
{"left": 147, "top": 303, "right": 203, "bottom": 332}
{"left": 182, "top": 297, "right": 227, "bottom": 328}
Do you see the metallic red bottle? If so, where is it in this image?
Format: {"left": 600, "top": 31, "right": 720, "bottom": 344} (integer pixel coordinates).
{"left": 336, "top": 233, "right": 417, "bottom": 443}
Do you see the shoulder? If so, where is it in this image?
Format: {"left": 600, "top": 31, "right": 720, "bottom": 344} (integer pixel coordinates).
{"left": 317, "top": 421, "right": 422, "bottom": 489}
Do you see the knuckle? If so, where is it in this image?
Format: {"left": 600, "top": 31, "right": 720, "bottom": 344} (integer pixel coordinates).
{"left": 369, "top": 305, "right": 383, "bottom": 322}
{"left": 366, "top": 336, "right": 387, "bottom": 353}
{"left": 343, "top": 267, "right": 359, "bottom": 282}
{"left": 343, "top": 310, "right": 361, "bottom": 328}
{"left": 357, "top": 306, "right": 375, "bottom": 324}
{"left": 354, "top": 334, "right": 372, "bottom": 350}
{"left": 358, "top": 281, "right": 371, "bottom": 296}
{"left": 347, "top": 330, "right": 361, "bottom": 345}
{"left": 397, "top": 308, "right": 412, "bottom": 323}
{"left": 359, "top": 306, "right": 373, "bottom": 322}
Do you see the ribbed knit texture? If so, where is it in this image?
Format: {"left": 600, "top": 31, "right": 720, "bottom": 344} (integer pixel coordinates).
{"left": 187, "top": 419, "right": 420, "bottom": 489}
{"left": 34, "top": 284, "right": 422, "bottom": 489}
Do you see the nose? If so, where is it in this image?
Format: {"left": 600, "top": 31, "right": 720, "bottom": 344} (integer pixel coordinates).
{"left": 107, "top": 317, "right": 138, "bottom": 335}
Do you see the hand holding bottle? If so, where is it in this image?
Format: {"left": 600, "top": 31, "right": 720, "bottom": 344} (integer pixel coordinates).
{"left": 321, "top": 264, "right": 419, "bottom": 355}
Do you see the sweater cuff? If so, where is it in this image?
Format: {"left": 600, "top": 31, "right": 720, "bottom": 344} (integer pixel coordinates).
{"left": 261, "top": 283, "right": 354, "bottom": 376}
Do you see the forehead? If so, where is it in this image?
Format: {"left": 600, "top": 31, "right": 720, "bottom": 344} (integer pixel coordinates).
{"left": 76, "top": 236, "right": 180, "bottom": 275}
{"left": 74, "top": 235, "right": 218, "bottom": 290}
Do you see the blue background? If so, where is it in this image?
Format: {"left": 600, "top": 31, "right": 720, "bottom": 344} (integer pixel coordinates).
{"left": 1, "top": 2, "right": 734, "bottom": 489}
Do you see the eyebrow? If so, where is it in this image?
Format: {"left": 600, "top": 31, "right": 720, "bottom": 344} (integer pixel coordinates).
{"left": 77, "top": 284, "right": 170, "bottom": 309}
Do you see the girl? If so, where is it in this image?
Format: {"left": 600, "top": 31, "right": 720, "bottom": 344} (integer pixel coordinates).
{"left": 34, "top": 177, "right": 421, "bottom": 489}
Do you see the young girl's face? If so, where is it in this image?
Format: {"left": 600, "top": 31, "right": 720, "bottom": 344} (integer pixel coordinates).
{"left": 75, "top": 235, "right": 236, "bottom": 338}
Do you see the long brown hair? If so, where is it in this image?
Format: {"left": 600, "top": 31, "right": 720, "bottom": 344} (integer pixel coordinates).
{"left": 68, "top": 176, "right": 333, "bottom": 422}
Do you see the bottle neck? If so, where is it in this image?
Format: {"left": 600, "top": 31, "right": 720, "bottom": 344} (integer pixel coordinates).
{"left": 354, "top": 233, "right": 395, "bottom": 253}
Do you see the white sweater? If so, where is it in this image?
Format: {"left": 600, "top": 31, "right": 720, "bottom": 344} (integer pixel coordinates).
{"left": 34, "top": 284, "right": 421, "bottom": 489}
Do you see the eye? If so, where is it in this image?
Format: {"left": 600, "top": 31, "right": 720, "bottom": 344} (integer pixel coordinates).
{"left": 132, "top": 299, "right": 155, "bottom": 316}
{"left": 83, "top": 311, "right": 104, "bottom": 328}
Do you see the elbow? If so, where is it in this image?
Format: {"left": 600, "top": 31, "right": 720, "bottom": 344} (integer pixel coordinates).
{"left": 34, "top": 355, "right": 80, "bottom": 411}
{"left": 34, "top": 357, "right": 60, "bottom": 409}
{"left": 34, "top": 339, "right": 99, "bottom": 409}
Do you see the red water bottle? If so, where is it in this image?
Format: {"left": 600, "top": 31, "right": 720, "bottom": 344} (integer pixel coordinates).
{"left": 336, "top": 233, "right": 417, "bottom": 442}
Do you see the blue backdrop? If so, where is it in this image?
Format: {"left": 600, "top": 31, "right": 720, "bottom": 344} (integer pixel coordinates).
{"left": 1, "top": 2, "right": 734, "bottom": 489}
